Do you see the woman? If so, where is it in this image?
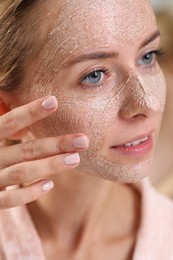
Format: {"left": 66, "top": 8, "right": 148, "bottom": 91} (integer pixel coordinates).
{"left": 0, "top": 0, "right": 173, "bottom": 259}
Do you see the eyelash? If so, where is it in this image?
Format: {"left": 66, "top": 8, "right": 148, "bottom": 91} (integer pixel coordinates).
{"left": 152, "top": 48, "right": 166, "bottom": 57}
{"left": 140, "top": 48, "right": 166, "bottom": 70}
{"left": 79, "top": 66, "right": 110, "bottom": 90}
{"left": 79, "top": 48, "right": 166, "bottom": 90}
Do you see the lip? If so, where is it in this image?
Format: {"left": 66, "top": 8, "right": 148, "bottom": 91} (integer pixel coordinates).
{"left": 110, "top": 130, "right": 154, "bottom": 157}
{"left": 113, "top": 130, "right": 154, "bottom": 147}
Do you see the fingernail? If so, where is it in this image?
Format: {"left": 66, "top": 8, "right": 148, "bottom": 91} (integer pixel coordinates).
{"left": 41, "top": 181, "right": 54, "bottom": 192}
{"left": 72, "top": 136, "right": 88, "bottom": 148}
{"left": 64, "top": 153, "right": 80, "bottom": 166}
{"left": 42, "top": 96, "right": 58, "bottom": 110}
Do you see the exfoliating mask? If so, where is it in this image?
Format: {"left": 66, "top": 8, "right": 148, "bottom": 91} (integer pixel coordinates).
{"left": 42, "top": 0, "right": 156, "bottom": 72}
{"left": 30, "top": 69, "right": 166, "bottom": 183}
{"left": 27, "top": 0, "right": 166, "bottom": 183}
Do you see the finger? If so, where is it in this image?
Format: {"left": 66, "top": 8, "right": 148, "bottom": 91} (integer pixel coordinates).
{"left": 0, "top": 96, "right": 58, "bottom": 140}
{"left": 0, "top": 152, "right": 80, "bottom": 187}
{"left": 0, "top": 134, "right": 89, "bottom": 167}
{"left": 0, "top": 180, "right": 54, "bottom": 209}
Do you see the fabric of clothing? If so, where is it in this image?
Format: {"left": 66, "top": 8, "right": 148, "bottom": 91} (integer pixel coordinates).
{"left": 0, "top": 178, "right": 173, "bottom": 260}
{"left": 133, "top": 178, "right": 173, "bottom": 260}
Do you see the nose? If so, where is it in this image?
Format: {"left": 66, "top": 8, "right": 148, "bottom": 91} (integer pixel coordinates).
{"left": 119, "top": 72, "right": 166, "bottom": 120}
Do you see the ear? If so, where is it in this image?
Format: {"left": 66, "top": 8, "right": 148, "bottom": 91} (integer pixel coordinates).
{"left": 0, "top": 90, "right": 29, "bottom": 140}
{"left": 0, "top": 89, "right": 21, "bottom": 110}
{"left": 0, "top": 98, "right": 10, "bottom": 116}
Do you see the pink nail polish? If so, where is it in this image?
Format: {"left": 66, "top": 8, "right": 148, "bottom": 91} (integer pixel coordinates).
{"left": 42, "top": 96, "right": 58, "bottom": 110}
{"left": 42, "top": 181, "right": 54, "bottom": 192}
{"left": 72, "top": 136, "right": 88, "bottom": 148}
{"left": 64, "top": 153, "right": 80, "bottom": 166}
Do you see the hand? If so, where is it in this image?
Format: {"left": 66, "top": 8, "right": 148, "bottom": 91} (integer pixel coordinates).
{"left": 0, "top": 96, "right": 89, "bottom": 209}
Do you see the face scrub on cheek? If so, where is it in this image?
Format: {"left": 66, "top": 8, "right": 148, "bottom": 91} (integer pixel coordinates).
{"left": 30, "top": 69, "right": 166, "bottom": 183}
{"left": 58, "top": 71, "right": 166, "bottom": 183}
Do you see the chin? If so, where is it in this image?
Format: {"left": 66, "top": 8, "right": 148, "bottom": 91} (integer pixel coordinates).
{"left": 77, "top": 149, "right": 153, "bottom": 184}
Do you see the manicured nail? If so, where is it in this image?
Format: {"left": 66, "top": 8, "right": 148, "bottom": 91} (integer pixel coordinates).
{"left": 41, "top": 181, "right": 54, "bottom": 192}
{"left": 64, "top": 153, "right": 80, "bottom": 166}
{"left": 42, "top": 96, "right": 58, "bottom": 110}
{"left": 72, "top": 136, "right": 88, "bottom": 148}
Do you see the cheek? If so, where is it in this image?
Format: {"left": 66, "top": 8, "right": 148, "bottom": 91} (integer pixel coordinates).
{"left": 41, "top": 95, "right": 119, "bottom": 154}
{"left": 29, "top": 80, "right": 121, "bottom": 157}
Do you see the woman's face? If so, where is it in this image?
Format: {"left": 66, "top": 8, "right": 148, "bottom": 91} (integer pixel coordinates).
{"left": 19, "top": 0, "right": 166, "bottom": 183}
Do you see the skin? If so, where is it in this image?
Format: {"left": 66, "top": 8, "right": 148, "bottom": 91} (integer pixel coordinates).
{"left": 0, "top": 0, "right": 166, "bottom": 259}
{"left": 20, "top": 0, "right": 165, "bottom": 184}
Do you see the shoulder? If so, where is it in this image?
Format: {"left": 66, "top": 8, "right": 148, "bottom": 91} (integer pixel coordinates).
{"left": 133, "top": 178, "right": 173, "bottom": 260}
{"left": 148, "top": 180, "right": 173, "bottom": 218}
{"left": 140, "top": 177, "right": 173, "bottom": 233}
{"left": 135, "top": 177, "right": 173, "bottom": 217}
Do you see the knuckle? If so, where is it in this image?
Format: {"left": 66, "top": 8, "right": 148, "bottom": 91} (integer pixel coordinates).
{"left": 26, "top": 188, "right": 38, "bottom": 203}
{"left": 0, "top": 193, "right": 14, "bottom": 208}
{"left": 28, "top": 103, "right": 41, "bottom": 120}
{"left": 21, "top": 141, "right": 38, "bottom": 160}
{"left": 49, "top": 157, "right": 58, "bottom": 173}
{"left": 1, "top": 111, "right": 17, "bottom": 130}
{"left": 9, "top": 165, "right": 25, "bottom": 183}
{"left": 49, "top": 155, "right": 63, "bottom": 174}
{"left": 58, "top": 136, "right": 67, "bottom": 153}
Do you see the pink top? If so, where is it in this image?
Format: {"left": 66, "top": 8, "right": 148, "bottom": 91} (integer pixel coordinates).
{"left": 0, "top": 178, "right": 173, "bottom": 260}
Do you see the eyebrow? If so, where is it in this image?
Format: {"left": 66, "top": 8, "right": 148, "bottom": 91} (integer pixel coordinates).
{"left": 139, "top": 30, "right": 161, "bottom": 49}
{"left": 63, "top": 51, "right": 119, "bottom": 68}
{"left": 63, "top": 30, "right": 161, "bottom": 69}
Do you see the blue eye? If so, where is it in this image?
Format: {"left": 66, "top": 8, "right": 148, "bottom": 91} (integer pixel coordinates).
{"left": 140, "top": 52, "right": 154, "bottom": 65}
{"left": 138, "top": 49, "right": 166, "bottom": 68}
{"left": 82, "top": 70, "right": 104, "bottom": 85}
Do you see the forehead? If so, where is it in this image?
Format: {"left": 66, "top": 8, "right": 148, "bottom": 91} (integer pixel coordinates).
{"left": 43, "top": 0, "right": 156, "bottom": 69}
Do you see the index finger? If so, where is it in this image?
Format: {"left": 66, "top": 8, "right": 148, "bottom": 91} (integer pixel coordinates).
{"left": 0, "top": 96, "right": 58, "bottom": 140}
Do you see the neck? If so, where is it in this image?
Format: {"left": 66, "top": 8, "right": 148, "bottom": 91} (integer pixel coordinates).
{"left": 27, "top": 169, "right": 141, "bottom": 253}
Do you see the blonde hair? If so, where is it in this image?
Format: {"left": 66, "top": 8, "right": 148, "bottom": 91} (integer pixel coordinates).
{"left": 0, "top": 0, "right": 44, "bottom": 91}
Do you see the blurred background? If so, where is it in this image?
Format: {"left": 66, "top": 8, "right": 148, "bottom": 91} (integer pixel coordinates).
{"left": 150, "top": 0, "right": 173, "bottom": 197}
{"left": 151, "top": 0, "right": 173, "bottom": 11}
